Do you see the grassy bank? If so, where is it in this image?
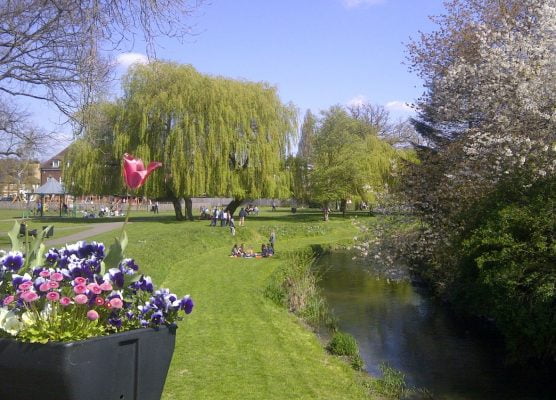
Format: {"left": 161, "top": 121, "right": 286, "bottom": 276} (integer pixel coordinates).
{"left": 64, "top": 208, "right": 372, "bottom": 399}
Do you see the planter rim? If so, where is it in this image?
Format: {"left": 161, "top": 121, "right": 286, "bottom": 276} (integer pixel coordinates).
{"left": 0, "top": 323, "right": 177, "bottom": 347}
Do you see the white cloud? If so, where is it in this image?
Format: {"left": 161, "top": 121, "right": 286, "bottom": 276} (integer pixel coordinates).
{"left": 347, "top": 94, "right": 368, "bottom": 107}
{"left": 385, "top": 100, "right": 413, "bottom": 113}
{"left": 342, "top": 0, "right": 386, "bottom": 9}
{"left": 116, "top": 52, "right": 149, "bottom": 68}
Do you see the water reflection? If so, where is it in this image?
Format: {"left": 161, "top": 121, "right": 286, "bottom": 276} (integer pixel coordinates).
{"left": 317, "top": 251, "right": 554, "bottom": 400}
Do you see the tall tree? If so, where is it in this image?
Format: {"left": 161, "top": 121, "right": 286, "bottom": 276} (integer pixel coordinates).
{"left": 102, "top": 62, "right": 296, "bottom": 220}
{"left": 298, "top": 110, "right": 316, "bottom": 161}
{"left": 310, "top": 106, "right": 408, "bottom": 217}
{"left": 0, "top": 0, "right": 204, "bottom": 158}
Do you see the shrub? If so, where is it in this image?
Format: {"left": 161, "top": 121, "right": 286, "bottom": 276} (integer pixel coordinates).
{"left": 327, "top": 331, "right": 359, "bottom": 357}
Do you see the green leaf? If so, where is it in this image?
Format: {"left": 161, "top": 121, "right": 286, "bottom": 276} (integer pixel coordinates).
{"left": 104, "top": 231, "right": 128, "bottom": 271}
{"left": 8, "top": 221, "right": 21, "bottom": 252}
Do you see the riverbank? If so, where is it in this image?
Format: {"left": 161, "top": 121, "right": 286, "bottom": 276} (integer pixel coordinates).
{"left": 68, "top": 208, "right": 373, "bottom": 399}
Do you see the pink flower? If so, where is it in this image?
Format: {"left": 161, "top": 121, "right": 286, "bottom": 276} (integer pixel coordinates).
{"left": 73, "top": 284, "right": 87, "bottom": 294}
{"left": 60, "top": 297, "right": 72, "bottom": 306}
{"left": 48, "top": 281, "right": 59, "bottom": 289}
{"left": 74, "top": 277, "right": 87, "bottom": 285}
{"left": 87, "top": 283, "right": 102, "bottom": 295}
{"left": 39, "top": 270, "right": 51, "bottom": 278}
{"left": 94, "top": 296, "right": 105, "bottom": 306}
{"left": 21, "top": 291, "right": 39, "bottom": 303}
{"left": 18, "top": 282, "right": 32, "bottom": 291}
{"left": 51, "top": 272, "right": 64, "bottom": 282}
{"left": 99, "top": 282, "right": 113, "bottom": 291}
{"left": 39, "top": 283, "right": 50, "bottom": 292}
{"left": 3, "top": 295, "right": 15, "bottom": 305}
{"left": 123, "top": 153, "right": 162, "bottom": 189}
{"left": 109, "top": 298, "right": 123, "bottom": 309}
{"left": 74, "top": 294, "right": 88, "bottom": 304}
{"left": 46, "top": 292, "right": 60, "bottom": 302}
{"left": 86, "top": 310, "right": 99, "bottom": 321}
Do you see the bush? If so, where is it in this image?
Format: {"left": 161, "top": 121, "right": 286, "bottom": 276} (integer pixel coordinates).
{"left": 454, "top": 176, "right": 556, "bottom": 362}
{"left": 327, "top": 331, "right": 359, "bottom": 357}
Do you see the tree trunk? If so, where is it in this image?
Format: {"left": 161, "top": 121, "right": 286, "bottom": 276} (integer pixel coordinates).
{"left": 184, "top": 197, "right": 194, "bottom": 221}
{"left": 225, "top": 198, "right": 243, "bottom": 216}
{"left": 340, "top": 199, "right": 347, "bottom": 217}
{"left": 322, "top": 201, "right": 329, "bottom": 221}
{"left": 171, "top": 196, "right": 185, "bottom": 221}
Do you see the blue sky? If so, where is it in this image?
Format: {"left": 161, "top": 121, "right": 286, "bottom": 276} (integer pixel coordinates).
{"left": 33, "top": 0, "right": 445, "bottom": 158}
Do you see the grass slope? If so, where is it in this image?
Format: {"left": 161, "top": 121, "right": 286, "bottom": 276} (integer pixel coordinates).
{"left": 86, "top": 209, "right": 369, "bottom": 400}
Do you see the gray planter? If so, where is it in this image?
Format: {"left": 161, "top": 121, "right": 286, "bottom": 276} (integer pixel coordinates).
{"left": 0, "top": 325, "right": 177, "bottom": 400}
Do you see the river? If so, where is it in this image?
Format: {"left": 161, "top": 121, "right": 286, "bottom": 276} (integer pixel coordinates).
{"left": 316, "top": 250, "right": 555, "bottom": 400}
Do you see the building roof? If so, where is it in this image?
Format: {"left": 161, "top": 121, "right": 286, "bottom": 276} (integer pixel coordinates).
{"left": 34, "top": 177, "right": 65, "bottom": 194}
{"left": 40, "top": 147, "right": 70, "bottom": 169}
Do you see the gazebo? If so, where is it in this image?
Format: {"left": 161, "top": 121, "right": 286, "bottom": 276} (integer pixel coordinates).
{"left": 33, "top": 177, "right": 66, "bottom": 217}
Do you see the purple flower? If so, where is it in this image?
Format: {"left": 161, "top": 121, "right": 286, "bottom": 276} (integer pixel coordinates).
{"left": 180, "top": 296, "right": 194, "bottom": 314}
{"left": 119, "top": 258, "right": 139, "bottom": 275}
{"left": 108, "top": 268, "right": 124, "bottom": 288}
{"left": 151, "top": 311, "right": 164, "bottom": 325}
{"left": 2, "top": 251, "right": 24, "bottom": 272}
{"left": 108, "top": 313, "right": 122, "bottom": 328}
{"left": 130, "top": 275, "right": 154, "bottom": 293}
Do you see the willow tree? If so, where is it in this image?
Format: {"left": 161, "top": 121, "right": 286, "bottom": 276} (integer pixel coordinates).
{"left": 113, "top": 62, "right": 296, "bottom": 220}
{"left": 310, "top": 106, "right": 410, "bottom": 217}
{"left": 64, "top": 102, "right": 122, "bottom": 195}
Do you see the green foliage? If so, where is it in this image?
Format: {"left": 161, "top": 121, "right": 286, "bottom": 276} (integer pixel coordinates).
{"left": 115, "top": 62, "right": 297, "bottom": 200}
{"left": 454, "top": 176, "right": 556, "bottom": 362}
{"left": 310, "top": 106, "right": 409, "bottom": 207}
{"left": 327, "top": 331, "right": 359, "bottom": 357}
{"left": 365, "top": 363, "right": 414, "bottom": 399}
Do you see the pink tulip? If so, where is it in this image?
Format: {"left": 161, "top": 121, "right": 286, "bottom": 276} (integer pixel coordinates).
{"left": 3, "top": 295, "right": 14, "bottom": 305}
{"left": 87, "top": 310, "right": 99, "bottom": 321}
{"left": 60, "top": 297, "right": 72, "bottom": 306}
{"left": 39, "top": 270, "right": 51, "bottom": 278}
{"left": 51, "top": 272, "right": 64, "bottom": 282}
{"left": 87, "top": 283, "right": 102, "bottom": 295}
{"left": 48, "top": 281, "right": 59, "bottom": 289}
{"left": 39, "top": 283, "right": 50, "bottom": 292}
{"left": 109, "top": 298, "right": 123, "bottom": 309}
{"left": 46, "top": 292, "right": 60, "bottom": 302}
{"left": 21, "top": 291, "right": 39, "bottom": 303}
{"left": 99, "top": 282, "right": 113, "bottom": 291}
{"left": 94, "top": 296, "right": 105, "bottom": 306}
{"left": 74, "top": 277, "right": 87, "bottom": 285}
{"left": 74, "top": 294, "right": 88, "bottom": 304}
{"left": 122, "top": 153, "right": 162, "bottom": 189}
{"left": 73, "top": 284, "right": 87, "bottom": 294}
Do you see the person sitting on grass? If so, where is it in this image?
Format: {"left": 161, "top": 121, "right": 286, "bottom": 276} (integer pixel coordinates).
{"left": 261, "top": 244, "right": 268, "bottom": 257}
{"left": 230, "top": 244, "right": 240, "bottom": 257}
{"left": 243, "top": 246, "right": 255, "bottom": 258}
{"left": 266, "top": 243, "right": 274, "bottom": 256}
{"left": 238, "top": 243, "right": 245, "bottom": 257}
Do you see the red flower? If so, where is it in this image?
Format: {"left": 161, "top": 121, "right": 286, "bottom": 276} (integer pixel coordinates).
{"left": 123, "top": 153, "right": 162, "bottom": 189}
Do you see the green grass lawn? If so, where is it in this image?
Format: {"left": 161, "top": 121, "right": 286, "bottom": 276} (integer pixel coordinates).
{"left": 81, "top": 208, "right": 372, "bottom": 400}
{"left": 2, "top": 207, "right": 374, "bottom": 399}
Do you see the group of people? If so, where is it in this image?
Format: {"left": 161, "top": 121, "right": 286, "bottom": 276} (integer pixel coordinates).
{"left": 230, "top": 242, "right": 274, "bottom": 258}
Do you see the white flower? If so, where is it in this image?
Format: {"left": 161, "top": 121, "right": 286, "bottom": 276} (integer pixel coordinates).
{"left": 21, "top": 311, "right": 36, "bottom": 326}
{"left": 0, "top": 307, "right": 22, "bottom": 336}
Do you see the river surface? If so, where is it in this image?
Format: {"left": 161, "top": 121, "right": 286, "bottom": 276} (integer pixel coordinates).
{"left": 316, "top": 251, "right": 554, "bottom": 400}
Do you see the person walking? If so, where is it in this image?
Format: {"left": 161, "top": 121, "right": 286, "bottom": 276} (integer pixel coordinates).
{"left": 238, "top": 207, "right": 247, "bottom": 226}
{"left": 229, "top": 217, "right": 236, "bottom": 236}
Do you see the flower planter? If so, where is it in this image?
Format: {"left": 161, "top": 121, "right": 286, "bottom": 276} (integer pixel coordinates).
{"left": 0, "top": 325, "right": 176, "bottom": 400}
